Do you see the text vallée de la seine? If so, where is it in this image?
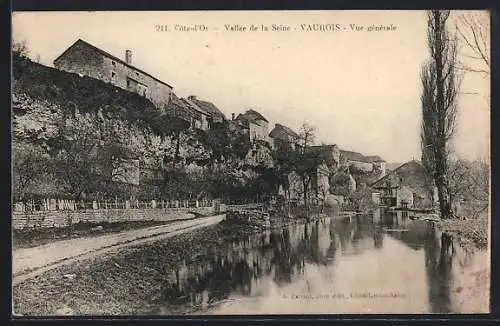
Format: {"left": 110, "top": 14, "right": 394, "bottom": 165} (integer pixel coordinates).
{"left": 155, "top": 23, "right": 398, "bottom": 33}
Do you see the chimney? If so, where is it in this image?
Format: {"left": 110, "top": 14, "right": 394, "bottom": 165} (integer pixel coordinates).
{"left": 125, "top": 50, "right": 132, "bottom": 65}
{"left": 232, "top": 113, "right": 235, "bottom": 120}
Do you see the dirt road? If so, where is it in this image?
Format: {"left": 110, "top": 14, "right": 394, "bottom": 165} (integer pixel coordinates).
{"left": 12, "top": 214, "right": 225, "bottom": 286}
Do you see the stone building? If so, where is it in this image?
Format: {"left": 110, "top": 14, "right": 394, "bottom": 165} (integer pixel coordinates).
{"left": 232, "top": 109, "right": 269, "bottom": 143}
{"left": 340, "top": 150, "right": 386, "bottom": 175}
{"left": 53, "top": 39, "right": 174, "bottom": 110}
{"left": 268, "top": 123, "right": 299, "bottom": 150}
{"left": 185, "top": 95, "right": 227, "bottom": 125}
{"left": 165, "top": 94, "right": 211, "bottom": 131}
{"left": 370, "top": 160, "right": 437, "bottom": 209}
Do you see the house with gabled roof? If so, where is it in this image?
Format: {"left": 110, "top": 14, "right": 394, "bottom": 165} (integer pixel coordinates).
{"left": 370, "top": 160, "right": 437, "bottom": 209}
{"left": 232, "top": 109, "right": 269, "bottom": 143}
{"left": 163, "top": 94, "right": 211, "bottom": 131}
{"left": 186, "top": 95, "right": 226, "bottom": 125}
{"left": 268, "top": 123, "right": 300, "bottom": 150}
{"left": 53, "top": 39, "right": 174, "bottom": 110}
{"left": 340, "top": 150, "right": 386, "bottom": 175}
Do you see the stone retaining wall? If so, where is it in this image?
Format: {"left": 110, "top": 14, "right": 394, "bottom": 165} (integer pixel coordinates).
{"left": 12, "top": 207, "right": 218, "bottom": 230}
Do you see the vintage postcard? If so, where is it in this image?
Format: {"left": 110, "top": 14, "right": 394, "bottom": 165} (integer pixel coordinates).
{"left": 11, "top": 10, "right": 490, "bottom": 316}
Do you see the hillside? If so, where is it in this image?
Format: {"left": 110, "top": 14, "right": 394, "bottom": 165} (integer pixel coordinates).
{"left": 11, "top": 56, "right": 272, "bottom": 203}
{"left": 13, "top": 56, "right": 169, "bottom": 135}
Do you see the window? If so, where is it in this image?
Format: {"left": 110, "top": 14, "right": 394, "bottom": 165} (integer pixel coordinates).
{"left": 111, "top": 71, "right": 116, "bottom": 81}
{"left": 111, "top": 61, "right": 116, "bottom": 66}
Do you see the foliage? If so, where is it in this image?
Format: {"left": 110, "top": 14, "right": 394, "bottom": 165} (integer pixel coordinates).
{"left": 198, "top": 121, "right": 252, "bottom": 163}
{"left": 329, "top": 171, "right": 351, "bottom": 196}
{"left": 346, "top": 185, "right": 378, "bottom": 213}
{"left": 12, "top": 142, "right": 52, "bottom": 201}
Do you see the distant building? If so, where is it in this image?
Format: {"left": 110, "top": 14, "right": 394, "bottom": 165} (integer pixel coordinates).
{"left": 370, "top": 160, "right": 437, "bottom": 209}
{"left": 164, "top": 94, "right": 211, "bottom": 131}
{"left": 233, "top": 109, "right": 269, "bottom": 143}
{"left": 186, "top": 95, "right": 226, "bottom": 125}
{"left": 53, "top": 39, "right": 173, "bottom": 110}
{"left": 340, "top": 150, "right": 386, "bottom": 175}
{"left": 268, "top": 123, "right": 299, "bottom": 150}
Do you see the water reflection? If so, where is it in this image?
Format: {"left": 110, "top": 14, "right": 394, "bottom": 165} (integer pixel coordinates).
{"left": 152, "top": 209, "right": 488, "bottom": 314}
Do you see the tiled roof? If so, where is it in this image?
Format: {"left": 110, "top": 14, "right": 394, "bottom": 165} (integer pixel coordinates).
{"left": 186, "top": 96, "right": 226, "bottom": 119}
{"left": 54, "top": 39, "right": 173, "bottom": 89}
{"left": 370, "top": 160, "right": 434, "bottom": 198}
{"left": 182, "top": 97, "right": 209, "bottom": 116}
{"left": 340, "top": 150, "right": 366, "bottom": 162}
{"left": 235, "top": 109, "right": 268, "bottom": 125}
{"left": 365, "top": 155, "right": 385, "bottom": 163}
{"left": 340, "top": 150, "right": 385, "bottom": 163}
{"left": 269, "top": 123, "right": 299, "bottom": 140}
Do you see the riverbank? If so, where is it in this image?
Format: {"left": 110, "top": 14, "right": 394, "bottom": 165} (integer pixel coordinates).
{"left": 13, "top": 223, "right": 227, "bottom": 315}
{"left": 12, "top": 213, "right": 282, "bottom": 316}
{"left": 437, "top": 209, "right": 488, "bottom": 250}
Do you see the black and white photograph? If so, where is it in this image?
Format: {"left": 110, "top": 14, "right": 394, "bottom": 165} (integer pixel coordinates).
{"left": 11, "top": 10, "right": 490, "bottom": 315}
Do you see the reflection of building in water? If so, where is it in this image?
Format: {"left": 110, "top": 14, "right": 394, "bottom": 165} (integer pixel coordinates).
{"left": 380, "top": 210, "right": 410, "bottom": 229}
{"left": 386, "top": 218, "right": 436, "bottom": 251}
{"left": 373, "top": 228, "right": 384, "bottom": 249}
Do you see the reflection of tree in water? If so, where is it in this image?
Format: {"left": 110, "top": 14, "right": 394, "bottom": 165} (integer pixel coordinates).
{"left": 373, "top": 227, "right": 384, "bottom": 249}
{"left": 162, "top": 257, "right": 232, "bottom": 306}
{"left": 334, "top": 220, "right": 356, "bottom": 254}
{"left": 160, "top": 216, "right": 384, "bottom": 310}
{"left": 424, "top": 228, "right": 455, "bottom": 313}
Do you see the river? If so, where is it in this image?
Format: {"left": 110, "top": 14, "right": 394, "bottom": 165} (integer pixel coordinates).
{"left": 143, "top": 210, "right": 489, "bottom": 315}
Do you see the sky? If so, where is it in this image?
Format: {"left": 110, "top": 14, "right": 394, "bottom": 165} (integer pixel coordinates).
{"left": 12, "top": 10, "right": 490, "bottom": 163}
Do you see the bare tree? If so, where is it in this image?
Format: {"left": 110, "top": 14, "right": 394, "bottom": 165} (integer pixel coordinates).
{"left": 455, "top": 11, "right": 490, "bottom": 75}
{"left": 447, "top": 158, "right": 489, "bottom": 216}
{"left": 294, "top": 123, "right": 317, "bottom": 212}
{"left": 12, "top": 143, "right": 50, "bottom": 202}
{"left": 421, "top": 10, "right": 462, "bottom": 219}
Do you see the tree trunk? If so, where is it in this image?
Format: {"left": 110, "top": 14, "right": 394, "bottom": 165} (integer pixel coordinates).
{"left": 174, "top": 131, "right": 181, "bottom": 165}
{"left": 433, "top": 12, "right": 453, "bottom": 219}
{"left": 302, "top": 178, "right": 308, "bottom": 210}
